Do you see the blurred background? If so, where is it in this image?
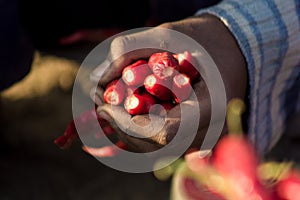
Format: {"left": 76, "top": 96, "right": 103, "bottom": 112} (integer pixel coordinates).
{"left": 1, "top": 0, "right": 300, "bottom": 199}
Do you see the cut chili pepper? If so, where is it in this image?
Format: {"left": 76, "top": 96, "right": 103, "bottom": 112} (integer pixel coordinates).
{"left": 174, "top": 51, "right": 200, "bottom": 82}
{"left": 122, "top": 60, "right": 151, "bottom": 86}
{"left": 148, "top": 52, "right": 179, "bottom": 80}
{"left": 172, "top": 73, "right": 192, "bottom": 103}
{"left": 126, "top": 86, "right": 141, "bottom": 97}
{"left": 144, "top": 74, "right": 173, "bottom": 101}
{"left": 103, "top": 79, "right": 125, "bottom": 105}
{"left": 124, "top": 93, "right": 156, "bottom": 115}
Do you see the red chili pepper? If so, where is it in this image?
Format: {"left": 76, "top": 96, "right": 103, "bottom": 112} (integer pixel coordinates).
{"left": 103, "top": 79, "right": 125, "bottom": 105}
{"left": 54, "top": 120, "right": 78, "bottom": 149}
{"left": 82, "top": 140, "right": 127, "bottom": 158}
{"left": 125, "top": 86, "right": 141, "bottom": 97}
{"left": 122, "top": 60, "right": 151, "bottom": 86}
{"left": 156, "top": 101, "right": 175, "bottom": 116}
{"left": 172, "top": 73, "right": 192, "bottom": 103}
{"left": 148, "top": 52, "right": 179, "bottom": 80}
{"left": 144, "top": 74, "right": 173, "bottom": 101}
{"left": 211, "top": 135, "right": 275, "bottom": 199}
{"left": 174, "top": 51, "right": 200, "bottom": 82}
{"left": 54, "top": 109, "right": 115, "bottom": 149}
{"left": 275, "top": 171, "right": 300, "bottom": 200}
{"left": 140, "top": 92, "right": 157, "bottom": 106}
{"left": 124, "top": 93, "right": 156, "bottom": 115}
{"left": 212, "top": 135, "right": 259, "bottom": 181}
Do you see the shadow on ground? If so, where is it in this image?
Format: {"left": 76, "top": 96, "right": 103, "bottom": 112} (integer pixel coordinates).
{"left": 0, "top": 49, "right": 171, "bottom": 200}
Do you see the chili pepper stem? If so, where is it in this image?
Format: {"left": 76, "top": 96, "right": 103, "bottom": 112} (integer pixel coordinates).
{"left": 226, "top": 98, "right": 246, "bottom": 135}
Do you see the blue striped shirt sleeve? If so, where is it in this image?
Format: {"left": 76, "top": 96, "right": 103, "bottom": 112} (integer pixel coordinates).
{"left": 196, "top": 0, "right": 300, "bottom": 155}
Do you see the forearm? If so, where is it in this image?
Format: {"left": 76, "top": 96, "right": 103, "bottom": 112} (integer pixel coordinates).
{"left": 196, "top": 0, "right": 300, "bottom": 155}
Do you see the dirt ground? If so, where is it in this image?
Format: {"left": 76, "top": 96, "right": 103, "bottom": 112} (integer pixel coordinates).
{"left": 0, "top": 46, "right": 171, "bottom": 200}
{"left": 1, "top": 44, "right": 300, "bottom": 200}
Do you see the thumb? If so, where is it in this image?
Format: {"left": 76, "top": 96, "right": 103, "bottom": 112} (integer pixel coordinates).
{"left": 97, "top": 104, "right": 132, "bottom": 132}
{"left": 97, "top": 104, "right": 166, "bottom": 141}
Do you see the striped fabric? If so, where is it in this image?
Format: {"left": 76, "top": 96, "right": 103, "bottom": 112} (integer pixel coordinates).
{"left": 196, "top": 0, "right": 300, "bottom": 155}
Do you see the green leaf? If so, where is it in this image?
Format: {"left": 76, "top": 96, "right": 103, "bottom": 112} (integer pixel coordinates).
{"left": 258, "top": 161, "right": 293, "bottom": 184}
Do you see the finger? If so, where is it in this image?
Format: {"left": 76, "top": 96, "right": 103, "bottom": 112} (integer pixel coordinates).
{"left": 188, "top": 80, "right": 211, "bottom": 131}
{"left": 97, "top": 26, "right": 184, "bottom": 86}
{"left": 97, "top": 50, "right": 158, "bottom": 87}
{"left": 97, "top": 104, "right": 174, "bottom": 152}
{"left": 167, "top": 84, "right": 208, "bottom": 132}
{"left": 184, "top": 150, "right": 212, "bottom": 173}
{"left": 160, "top": 80, "right": 212, "bottom": 148}
{"left": 96, "top": 104, "right": 136, "bottom": 147}
{"left": 116, "top": 115, "right": 180, "bottom": 152}
{"left": 97, "top": 104, "right": 167, "bottom": 142}
{"left": 189, "top": 80, "right": 228, "bottom": 150}
{"left": 115, "top": 133, "right": 163, "bottom": 153}
{"left": 90, "top": 59, "right": 111, "bottom": 85}
{"left": 129, "top": 114, "right": 176, "bottom": 145}
{"left": 89, "top": 59, "right": 107, "bottom": 105}
{"left": 97, "top": 103, "right": 132, "bottom": 131}
{"left": 161, "top": 100, "right": 202, "bottom": 144}
{"left": 89, "top": 86, "right": 104, "bottom": 106}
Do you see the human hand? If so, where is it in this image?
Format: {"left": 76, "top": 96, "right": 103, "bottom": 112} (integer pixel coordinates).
{"left": 91, "top": 14, "right": 247, "bottom": 153}
{"left": 96, "top": 80, "right": 209, "bottom": 153}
